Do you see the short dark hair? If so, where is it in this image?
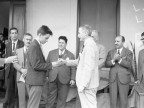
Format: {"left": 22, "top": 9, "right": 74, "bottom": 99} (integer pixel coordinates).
{"left": 117, "top": 35, "right": 125, "bottom": 42}
{"left": 58, "top": 36, "right": 68, "bottom": 43}
{"left": 121, "top": 36, "right": 125, "bottom": 42}
{"left": 9, "top": 27, "right": 18, "bottom": 33}
{"left": 0, "top": 33, "right": 3, "bottom": 36}
{"left": 37, "top": 25, "right": 53, "bottom": 36}
{"left": 141, "top": 32, "right": 144, "bottom": 36}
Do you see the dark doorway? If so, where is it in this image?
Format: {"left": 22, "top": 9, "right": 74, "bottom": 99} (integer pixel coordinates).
{"left": 78, "top": 0, "right": 120, "bottom": 54}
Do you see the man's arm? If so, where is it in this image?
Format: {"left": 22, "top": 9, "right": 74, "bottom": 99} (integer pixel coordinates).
{"left": 98, "top": 45, "right": 106, "bottom": 68}
{"left": 137, "top": 50, "right": 144, "bottom": 81}
{"left": 105, "top": 51, "right": 115, "bottom": 67}
{"left": 69, "top": 54, "right": 76, "bottom": 81}
{"left": 28, "top": 45, "right": 52, "bottom": 72}
{"left": 118, "top": 51, "right": 133, "bottom": 69}
{"left": 0, "top": 58, "right": 5, "bottom": 66}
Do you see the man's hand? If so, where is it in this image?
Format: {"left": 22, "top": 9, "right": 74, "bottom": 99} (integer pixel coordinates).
{"left": 57, "top": 59, "right": 66, "bottom": 66}
{"left": 69, "top": 80, "right": 75, "bottom": 86}
{"left": 135, "top": 80, "right": 140, "bottom": 84}
{"left": 78, "top": 86, "right": 85, "bottom": 93}
{"left": 5, "top": 56, "right": 18, "bottom": 64}
{"left": 20, "top": 68, "right": 27, "bottom": 77}
{"left": 113, "top": 53, "right": 121, "bottom": 62}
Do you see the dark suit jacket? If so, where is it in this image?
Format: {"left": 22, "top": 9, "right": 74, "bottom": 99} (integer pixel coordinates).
{"left": 5, "top": 40, "right": 24, "bottom": 79}
{"left": 25, "top": 39, "right": 52, "bottom": 86}
{"left": 105, "top": 47, "right": 133, "bottom": 84}
{"left": 47, "top": 49, "right": 76, "bottom": 84}
{"left": 138, "top": 49, "right": 144, "bottom": 83}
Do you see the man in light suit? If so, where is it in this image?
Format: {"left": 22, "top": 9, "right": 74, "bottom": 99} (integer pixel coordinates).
{"left": 76, "top": 26, "right": 99, "bottom": 108}
{"left": 46, "top": 36, "right": 76, "bottom": 108}
{"left": 105, "top": 36, "right": 133, "bottom": 108}
{"left": 91, "top": 30, "right": 106, "bottom": 69}
{"left": 25, "top": 25, "right": 62, "bottom": 108}
{"left": 13, "top": 33, "right": 33, "bottom": 108}
{"left": 4, "top": 27, "right": 24, "bottom": 108}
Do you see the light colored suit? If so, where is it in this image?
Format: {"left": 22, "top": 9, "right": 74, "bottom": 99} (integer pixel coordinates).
{"left": 98, "top": 44, "right": 106, "bottom": 69}
{"left": 13, "top": 47, "right": 28, "bottom": 108}
{"left": 76, "top": 37, "right": 99, "bottom": 108}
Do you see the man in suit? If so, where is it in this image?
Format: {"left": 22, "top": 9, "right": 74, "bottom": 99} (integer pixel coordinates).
{"left": 91, "top": 30, "right": 106, "bottom": 69}
{"left": 75, "top": 25, "right": 99, "bottom": 108}
{"left": 25, "top": 25, "right": 62, "bottom": 108}
{"left": 46, "top": 36, "right": 76, "bottom": 108}
{"left": 13, "top": 33, "right": 33, "bottom": 108}
{"left": 105, "top": 36, "right": 133, "bottom": 108}
{"left": 3, "top": 27, "right": 24, "bottom": 108}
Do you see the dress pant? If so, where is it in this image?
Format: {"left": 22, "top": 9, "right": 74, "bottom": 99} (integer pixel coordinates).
{"left": 46, "top": 77, "right": 69, "bottom": 108}
{"left": 78, "top": 88, "right": 97, "bottom": 108}
{"left": 26, "top": 84, "right": 43, "bottom": 108}
{"left": 109, "top": 76, "right": 129, "bottom": 108}
{"left": 3, "top": 67, "right": 18, "bottom": 108}
{"left": 17, "top": 82, "right": 28, "bottom": 108}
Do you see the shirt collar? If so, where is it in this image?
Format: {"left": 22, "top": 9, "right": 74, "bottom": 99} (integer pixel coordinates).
{"left": 59, "top": 49, "right": 65, "bottom": 55}
{"left": 35, "top": 38, "right": 41, "bottom": 46}
{"left": 12, "top": 39, "right": 18, "bottom": 44}
{"left": 24, "top": 46, "right": 28, "bottom": 53}
{"left": 117, "top": 47, "right": 123, "bottom": 54}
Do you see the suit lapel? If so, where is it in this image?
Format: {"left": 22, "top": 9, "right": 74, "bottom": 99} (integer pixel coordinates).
{"left": 34, "top": 40, "right": 45, "bottom": 61}
{"left": 120, "top": 48, "right": 126, "bottom": 57}
{"left": 62, "top": 49, "right": 68, "bottom": 59}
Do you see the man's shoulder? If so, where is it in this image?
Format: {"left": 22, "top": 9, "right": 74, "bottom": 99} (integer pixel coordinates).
{"left": 124, "top": 47, "right": 132, "bottom": 54}
{"left": 139, "top": 49, "right": 144, "bottom": 55}
{"left": 49, "top": 49, "right": 58, "bottom": 53}
{"left": 66, "top": 49, "right": 74, "bottom": 56}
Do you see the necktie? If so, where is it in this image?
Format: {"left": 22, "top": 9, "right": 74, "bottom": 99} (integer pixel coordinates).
{"left": 12, "top": 42, "right": 15, "bottom": 52}
{"left": 117, "top": 49, "right": 120, "bottom": 55}
{"left": 59, "top": 50, "right": 63, "bottom": 58}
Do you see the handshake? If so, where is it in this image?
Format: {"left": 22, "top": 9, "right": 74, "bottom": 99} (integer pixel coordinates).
{"left": 53, "top": 58, "right": 67, "bottom": 67}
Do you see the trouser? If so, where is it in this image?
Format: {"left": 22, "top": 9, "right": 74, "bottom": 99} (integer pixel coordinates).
{"left": 46, "top": 77, "right": 69, "bottom": 108}
{"left": 17, "top": 82, "right": 28, "bottom": 108}
{"left": 26, "top": 84, "right": 43, "bottom": 108}
{"left": 3, "top": 70, "right": 18, "bottom": 108}
{"left": 78, "top": 88, "right": 97, "bottom": 108}
{"left": 109, "top": 78, "right": 129, "bottom": 108}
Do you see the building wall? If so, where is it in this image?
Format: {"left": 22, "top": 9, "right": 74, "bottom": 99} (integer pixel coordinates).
{"left": 26, "top": 0, "right": 78, "bottom": 59}
{"left": 120, "top": 0, "right": 144, "bottom": 49}
{"left": 0, "top": 2, "right": 10, "bottom": 33}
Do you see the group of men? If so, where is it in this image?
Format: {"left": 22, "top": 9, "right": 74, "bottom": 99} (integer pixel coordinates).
{"left": 1, "top": 24, "right": 144, "bottom": 108}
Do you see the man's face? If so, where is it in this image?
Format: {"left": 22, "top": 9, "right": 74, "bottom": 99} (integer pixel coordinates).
{"left": 78, "top": 28, "right": 86, "bottom": 41}
{"left": 115, "top": 37, "right": 123, "bottom": 49}
{"left": 58, "top": 39, "right": 67, "bottom": 51}
{"left": 23, "top": 35, "right": 33, "bottom": 47}
{"left": 91, "top": 31, "right": 99, "bottom": 42}
{"left": 10, "top": 29, "right": 18, "bottom": 41}
{"left": 39, "top": 34, "right": 51, "bottom": 44}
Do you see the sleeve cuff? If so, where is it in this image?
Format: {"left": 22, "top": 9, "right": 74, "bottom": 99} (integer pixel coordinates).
{"left": 111, "top": 60, "right": 115, "bottom": 65}
{"left": 118, "top": 59, "right": 122, "bottom": 64}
